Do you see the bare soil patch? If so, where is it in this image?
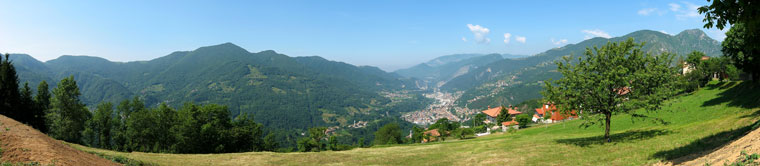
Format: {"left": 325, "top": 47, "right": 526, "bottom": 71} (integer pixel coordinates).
{"left": 0, "top": 115, "right": 117, "bottom": 166}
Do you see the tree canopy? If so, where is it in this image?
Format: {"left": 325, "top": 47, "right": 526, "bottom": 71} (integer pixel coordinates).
{"left": 373, "top": 123, "right": 402, "bottom": 145}
{"left": 700, "top": 1, "right": 760, "bottom": 81}
{"left": 542, "top": 38, "right": 678, "bottom": 142}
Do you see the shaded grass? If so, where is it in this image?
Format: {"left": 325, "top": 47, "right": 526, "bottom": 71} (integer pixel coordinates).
{"left": 67, "top": 81, "right": 760, "bottom": 165}
{"left": 556, "top": 129, "right": 674, "bottom": 147}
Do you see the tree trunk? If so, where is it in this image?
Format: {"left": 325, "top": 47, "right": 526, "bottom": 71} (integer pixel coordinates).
{"left": 604, "top": 112, "right": 611, "bottom": 143}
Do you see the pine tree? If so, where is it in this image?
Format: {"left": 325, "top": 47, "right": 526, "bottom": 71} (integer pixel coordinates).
{"left": 34, "top": 81, "right": 50, "bottom": 133}
{"left": 496, "top": 106, "right": 509, "bottom": 125}
{"left": 19, "top": 82, "right": 34, "bottom": 124}
{"left": 0, "top": 54, "right": 21, "bottom": 119}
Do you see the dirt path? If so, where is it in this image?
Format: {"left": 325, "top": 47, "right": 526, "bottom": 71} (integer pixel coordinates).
{"left": 657, "top": 126, "right": 760, "bottom": 166}
{"left": 681, "top": 126, "right": 760, "bottom": 165}
{"left": 0, "top": 115, "right": 117, "bottom": 166}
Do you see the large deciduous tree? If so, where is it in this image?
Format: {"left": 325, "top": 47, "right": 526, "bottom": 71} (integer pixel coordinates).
{"left": 48, "top": 76, "right": 91, "bottom": 144}
{"left": 699, "top": 1, "right": 759, "bottom": 81}
{"left": 542, "top": 38, "right": 677, "bottom": 142}
{"left": 373, "top": 123, "right": 402, "bottom": 145}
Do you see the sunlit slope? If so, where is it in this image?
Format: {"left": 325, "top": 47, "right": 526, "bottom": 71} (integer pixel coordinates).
{"left": 70, "top": 81, "right": 760, "bottom": 165}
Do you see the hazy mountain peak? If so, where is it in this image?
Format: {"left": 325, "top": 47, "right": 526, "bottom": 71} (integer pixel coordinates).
{"left": 676, "top": 29, "right": 710, "bottom": 40}
{"left": 192, "top": 42, "right": 249, "bottom": 54}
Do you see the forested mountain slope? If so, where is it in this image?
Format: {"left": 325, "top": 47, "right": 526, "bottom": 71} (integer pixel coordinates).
{"left": 10, "top": 43, "right": 419, "bottom": 130}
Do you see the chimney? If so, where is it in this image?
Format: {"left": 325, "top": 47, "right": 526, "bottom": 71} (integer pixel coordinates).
{"left": 488, "top": 106, "right": 491, "bottom": 109}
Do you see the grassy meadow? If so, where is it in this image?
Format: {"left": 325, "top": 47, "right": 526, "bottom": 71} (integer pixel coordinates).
{"left": 69, "top": 81, "right": 760, "bottom": 165}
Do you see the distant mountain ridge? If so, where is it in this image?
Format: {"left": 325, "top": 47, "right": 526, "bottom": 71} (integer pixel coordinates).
{"left": 394, "top": 53, "right": 516, "bottom": 89}
{"left": 10, "top": 43, "right": 418, "bottom": 131}
{"left": 442, "top": 29, "right": 723, "bottom": 110}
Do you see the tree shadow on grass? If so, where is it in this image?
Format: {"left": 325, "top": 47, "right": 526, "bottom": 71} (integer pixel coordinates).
{"left": 702, "top": 81, "right": 760, "bottom": 109}
{"left": 555, "top": 129, "right": 673, "bottom": 147}
{"left": 651, "top": 120, "right": 760, "bottom": 165}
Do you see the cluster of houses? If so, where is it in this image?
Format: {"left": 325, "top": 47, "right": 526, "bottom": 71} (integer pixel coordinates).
{"left": 479, "top": 103, "right": 578, "bottom": 133}
{"left": 416, "top": 102, "right": 581, "bottom": 142}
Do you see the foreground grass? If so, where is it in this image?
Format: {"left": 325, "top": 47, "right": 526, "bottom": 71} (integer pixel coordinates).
{"left": 69, "top": 81, "right": 760, "bottom": 165}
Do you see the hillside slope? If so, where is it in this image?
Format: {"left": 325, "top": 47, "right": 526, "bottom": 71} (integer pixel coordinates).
{"left": 10, "top": 43, "right": 420, "bottom": 131}
{"left": 447, "top": 29, "right": 724, "bottom": 110}
{"left": 69, "top": 81, "right": 760, "bottom": 165}
{"left": 0, "top": 115, "right": 116, "bottom": 165}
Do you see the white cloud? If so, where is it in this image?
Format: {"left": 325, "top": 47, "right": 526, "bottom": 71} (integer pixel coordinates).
{"left": 637, "top": 8, "right": 657, "bottom": 16}
{"left": 582, "top": 29, "right": 612, "bottom": 39}
{"left": 659, "top": 30, "right": 673, "bottom": 35}
{"left": 515, "top": 36, "right": 526, "bottom": 43}
{"left": 710, "top": 28, "right": 728, "bottom": 41}
{"left": 551, "top": 38, "right": 568, "bottom": 45}
{"left": 668, "top": 3, "right": 681, "bottom": 11}
{"left": 503, "top": 33, "right": 511, "bottom": 44}
{"left": 669, "top": 2, "right": 701, "bottom": 20}
{"left": 675, "top": 2, "right": 701, "bottom": 19}
{"left": 467, "top": 24, "right": 491, "bottom": 44}
{"left": 461, "top": 37, "right": 467, "bottom": 42}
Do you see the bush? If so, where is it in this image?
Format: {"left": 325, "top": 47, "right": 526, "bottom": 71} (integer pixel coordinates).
{"left": 472, "top": 125, "right": 486, "bottom": 133}
{"left": 451, "top": 128, "right": 474, "bottom": 139}
{"left": 515, "top": 114, "right": 532, "bottom": 128}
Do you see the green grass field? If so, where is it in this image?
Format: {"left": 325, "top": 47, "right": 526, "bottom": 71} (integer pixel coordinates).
{"left": 69, "top": 81, "right": 760, "bottom": 165}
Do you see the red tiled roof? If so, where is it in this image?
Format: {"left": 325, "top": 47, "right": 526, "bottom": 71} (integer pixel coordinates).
{"left": 482, "top": 106, "right": 522, "bottom": 118}
{"left": 550, "top": 110, "right": 578, "bottom": 121}
{"left": 501, "top": 121, "right": 519, "bottom": 126}
{"left": 533, "top": 114, "right": 540, "bottom": 119}
{"left": 424, "top": 129, "right": 441, "bottom": 137}
{"left": 534, "top": 104, "right": 556, "bottom": 116}
{"left": 615, "top": 87, "right": 631, "bottom": 95}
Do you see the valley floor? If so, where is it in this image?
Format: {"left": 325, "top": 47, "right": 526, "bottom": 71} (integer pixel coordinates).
{"left": 62, "top": 82, "right": 760, "bottom": 165}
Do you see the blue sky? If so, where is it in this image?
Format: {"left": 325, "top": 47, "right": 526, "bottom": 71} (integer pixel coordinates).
{"left": 0, "top": 0, "right": 726, "bottom": 71}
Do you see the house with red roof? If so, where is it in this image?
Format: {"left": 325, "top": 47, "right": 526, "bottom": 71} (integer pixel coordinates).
{"left": 422, "top": 129, "right": 442, "bottom": 143}
{"left": 481, "top": 105, "right": 521, "bottom": 124}
{"left": 532, "top": 103, "right": 578, "bottom": 123}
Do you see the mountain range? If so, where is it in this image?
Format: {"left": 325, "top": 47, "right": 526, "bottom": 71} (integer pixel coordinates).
{"left": 9, "top": 29, "right": 723, "bottom": 132}
{"left": 10, "top": 43, "right": 420, "bottom": 131}
{"left": 408, "top": 29, "right": 722, "bottom": 110}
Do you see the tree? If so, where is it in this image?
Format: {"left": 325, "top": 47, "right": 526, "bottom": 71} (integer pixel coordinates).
{"left": 327, "top": 135, "right": 338, "bottom": 150}
{"left": 0, "top": 54, "right": 20, "bottom": 119}
{"left": 720, "top": 23, "right": 759, "bottom": 81}
{"left": 496, "top": 106, "right": 510, "bottom": 125}
{"left": 88, "top": 102, "right": 113, "bottom": 149}
{"left": 700, "top": 0, "right": 760, "bottom": 81}
{"left": 229, "top": 113, "right": 263, "bottom": 152}
{"left": 263, "top": 133, "right": 279, "bottom": 151}
{"left": 542, "top": 38, "right": 677, "bottom": 143}
{"left": 472, "top": 113, "right": 486, "bottom": 127}
{"left": 373, "top": 123, "right": 402, "bottom": 145}
{"left": 515, "top": 114, "right": 532, "bottom": 129}
{"left": 298, "top": 127, "right": 327, "bottom": 152}
{"left": 33, "top": 81, "right": 50, "bottom": 133}
{"left": 48, "top": 76, "right": 91, "bottom": 144}
{"left": 410, "top": 126, "right": 425, "bottom": 143}
{"left": 19, "top": 82, "right": 35, "bottom": 124}
{"left": 452, "top": 128, "right": 474, "bottom": 139}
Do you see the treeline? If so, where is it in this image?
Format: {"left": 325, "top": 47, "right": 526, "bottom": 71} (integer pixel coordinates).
{"left": 80, "top": 97, "right": 276, "bottom": 153}
{"left": 0, "top": 54, "right": 274, "bottom": 153}
{"left": 0, "top": 54, "right": 48, "bottom": 132}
